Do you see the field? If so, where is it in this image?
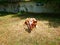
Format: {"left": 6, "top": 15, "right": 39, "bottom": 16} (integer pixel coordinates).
{"left": 0, "top": 13, "right": 60, "bottom": 45}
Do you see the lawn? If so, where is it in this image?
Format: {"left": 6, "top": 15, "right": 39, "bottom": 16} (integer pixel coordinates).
{"left": 0, "top": 13, "right": 60, "bottom": 45}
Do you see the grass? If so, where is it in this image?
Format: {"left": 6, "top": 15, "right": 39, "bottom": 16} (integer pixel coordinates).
{"left": 0, "top": 13, "right": 60, "bottom": 45}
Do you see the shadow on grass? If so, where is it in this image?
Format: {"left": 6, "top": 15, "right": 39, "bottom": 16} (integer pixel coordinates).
{"left": 25, "top": 29, "right": 31, "bottom": 33}
{"left": 0, "top": 12, "right": 60, "bottom": 28}
{"left": 0, "top": 12, "right": 16, "bottom": 17}
{"left": 12, "top": 13, "right": 60, "bottom": 28}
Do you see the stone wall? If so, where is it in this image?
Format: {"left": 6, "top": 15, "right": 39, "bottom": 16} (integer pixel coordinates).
{"left": 19, "top": 2, "right": 54, "bottom": 13}
{"left": 0, "top": 2, "right": 56, "bottom": 13}
{"left": 0, "top": 3, "right": 19, "bottom": 13}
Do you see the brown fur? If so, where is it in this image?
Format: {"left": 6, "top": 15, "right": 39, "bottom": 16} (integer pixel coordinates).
{"left": 25, "top": 18, "right": 37, "bottom": 31}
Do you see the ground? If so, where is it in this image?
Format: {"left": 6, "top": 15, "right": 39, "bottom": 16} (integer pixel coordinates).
{"left": 0, "top": 13, "right": 60, "bottom": 45}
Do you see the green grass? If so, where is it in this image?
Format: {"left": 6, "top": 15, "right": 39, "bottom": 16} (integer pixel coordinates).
{"left": 0, "top": 13, "right": 60, "bottom": 45}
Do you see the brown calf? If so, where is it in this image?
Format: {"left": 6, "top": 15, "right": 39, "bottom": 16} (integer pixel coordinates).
{"left": 25, "top": 18, "right": 37, "bottom": 31}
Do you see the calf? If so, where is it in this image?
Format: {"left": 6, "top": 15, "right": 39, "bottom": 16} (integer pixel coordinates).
{"left": 25, "top": 18, "right": 37, "bottom": 31}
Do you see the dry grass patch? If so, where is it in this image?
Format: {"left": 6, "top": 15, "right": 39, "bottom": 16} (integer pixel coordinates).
{"left": 0, "top": 14, "right": 60, "bottom": 45}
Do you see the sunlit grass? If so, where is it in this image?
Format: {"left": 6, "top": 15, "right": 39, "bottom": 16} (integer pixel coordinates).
{"left": 0, "top": 14, "right": 60, "bottom": 45}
